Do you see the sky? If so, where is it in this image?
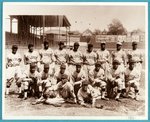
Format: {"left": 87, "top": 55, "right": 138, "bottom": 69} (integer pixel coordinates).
{"left": 3, "top": 3, "right": 146, "bottom": 33}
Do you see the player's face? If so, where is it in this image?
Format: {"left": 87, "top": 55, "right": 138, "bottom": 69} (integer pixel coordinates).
{"left": 73, "top": 45, "right": 79, "bottom": 51}
{"left": 12, "top": 48, "right": 17, "bottom": 54}
{"left": 82, "top": 85, "right": 88, "bottom": 91}
{"left": 101, "top": 44, "right": 106, "bottom": 50}
{"left": 76, "top": 66, "right": 81, "bottom": 73}
{"left": 129, "top": 63, "right": 135, "bottom": 70}
{"left": 60, "top": 68, "right": 66, "bottom": 74}
{"left": 44, "top": 44, "right": 49, "bottom": 49}
{"left": 30, "top": 67, "right": 36, "bottom": 73}
{"left": 62, "top": 79, "right": 67, "bottom": 84}
{"left": 132, "top": 44, "right": 137, "bottom": 50}
{"left": 113, "top": 63, "right": 119, "bottom": 70}
{"left": 95, "top": 65, "right": 100, "bottom": 71}
{"left": 29, "top": 46, "right": 34, "bottom": 52}
{"left": 44, "top": 67, "right": 49, "bottom": 73}
{"left": 87, "top": 47, "right": 93, "bottom": 52}
{"left": 59, "top": 44, "right": 64, "bottom": 50}
{"left": 117, "top": 44, "right": 122, "bottom": 51}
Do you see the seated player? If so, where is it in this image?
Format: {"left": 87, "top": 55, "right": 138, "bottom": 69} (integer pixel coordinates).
{"left": 125, "top": 58, "right": 141, "bottom": 100}
{"left": 5, "top": 45, "right": 22, "bottom": 96}
{"left": 71, "top": 63, "right": 87, "bottom": 96}
{"left": 77, "top": 80, "right": 101, "bottom": 108}
{"left": 21, "top": 63, "right": 40, "bottom": 100}
{"left": 107, "top": 58, "right": 125, "bottom": 101}
{"left": 88, "top": 61, "right": 109, "bottom": 100}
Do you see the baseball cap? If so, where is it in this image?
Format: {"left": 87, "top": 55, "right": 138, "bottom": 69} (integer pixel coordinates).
{"left": 43, "top": 41, "right": 49, "bottom": 45}
{"left": 61, "top": 74, "right": 68, "bottom": 79}
{"left": 88, "top": 43, "right": 93, "bottom": 47}
{"left": 129, "top": 57, "right": 138, "bottom": 63}
{"left": 132, "top": 41, "right": 137, "bottom": 45}
{"left": 74, "top": 42, "right": 80, "bottom": 46}
{"left": 101, "top": 41, "right": 106, "bottom": 44}
{"left": 44, "top": 63, "right": 49, "bottom": 69}
{"left": 58, "top": 41, "right": 64, "bottom": 45}
{"left": 76, "top": 63, "right": 82, "bottom": 67}
{"left": 82, "top": 80, "right": 89, "bottom": 86}
{"left": 95, "top": 61, "right": 101, "bottom": 66}
{"left": 60, "top": 64, "right": 66, "bottom": 69}
{"left": 113, "top": 58, "right": 121, "bottom": 64}
{"left": 28, "top": 44, "right": 34, "bottom": 48}
{"left": 12, "top": 45, "right": 18, "bottom": 49}
{"left": 117, "top": 41, "right": 122, "bottom": 46}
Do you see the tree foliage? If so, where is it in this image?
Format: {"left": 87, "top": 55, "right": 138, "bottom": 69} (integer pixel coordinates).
{"left": 107, "top": 19, "right": 127, "bottom": 35}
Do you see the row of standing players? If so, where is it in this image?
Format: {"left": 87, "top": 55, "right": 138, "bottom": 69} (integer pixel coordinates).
{"left": 5, "top": 41, "right": 143, "bottom": 107}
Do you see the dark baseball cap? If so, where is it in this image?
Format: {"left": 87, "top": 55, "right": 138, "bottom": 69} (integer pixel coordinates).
{"left": 12, "top": 45, "right": 18, "bottom": 49}
{"left": 82, "top": 80, "right": 89, "bottom": 86}
{"left": 58, "top": 41, "right": 64, "bottom": 45}
{"left": 74, "top": 42, "right": 80, "bottom": 46}
{"left": 60, "top": 64, "right": 66, "bottom": 69}
{"left": 132, "top": 41, "right": 137, "bottom": 45}
{"left": 88, "top": 43, "right": 93, "bottom": 47}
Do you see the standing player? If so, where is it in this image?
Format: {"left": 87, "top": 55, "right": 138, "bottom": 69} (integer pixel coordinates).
{"left": 5, "top": 45, "right": 22, "bottom": 96}
{"left": 24, "top": 44, "right": 40, "bottom": 72}
{"left": 39, "top": 41, "right": 55, "bottom": 72}
{"left": 127, "top": 41, "right": 143, "bottom": 75}
{"left": 68, "top": 42, "right": 83, "bottom": 73}
{"left": 83, "top": 43, "right": 97, "bottom": 75}
{"left": 111, "top": 42, "right": 127, "bottom": 70}
{"left": 125, "top": 58, "right": 141, "bottom": 100}
{"left": 96, "top": 41, "right": 111, "bottom": 80}
{"left": 107, "top": 58, "right": 125, "bottom": 101}
{"left": 88, "top": 61, "right": 109, "bottom": 100}
{"left": 54, "top": 42, "right": 68, "bottom": 71}
{"left": 71, "top": 63, "right": 87, "bottom": 96}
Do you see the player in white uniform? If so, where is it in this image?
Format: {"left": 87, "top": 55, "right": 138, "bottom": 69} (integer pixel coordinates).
{"left": 88, "top": 61, "right": 109, "bottom": 100}
{"left": 21, "top": 63, "right": 40, "bottom": 99}
{"left": 38, "top": 63, "right": 55, "bottom": 97}
{"left": 83, "top": 43, "right": 97, "bottom": 75}
{"left": 107, "top": 58, "right": 125, "bottom": 101}
{"left": 24, "top": 44, "right": 40, "bottom": 72}
{"left": 68, "top": 42, "right": 83, "bottom": 73}
{"left": 125, "top": 58, "right": 141, "bottom": 100}
{"left": 54, "top": 42, "right": 68, "bottom": 71}
{"left": 71, "top": 63, "right": 87, "bottom": 96}
{"left": 127, "top": 41, "right": 143, "bottom": 76}
{"left": 39, "top": 41, "right": 55, "bottom": 72}
{"left": 96, "top": 41, "right": 111, "bottom": 80}
{"left": 77, "top": 80, "right": 101, "bottom": 108}
{"left": 111, "top": 42, "right": 127, "bottom": 70}
{"left": 5, "top": 45, "right": 22, "bottom": 96}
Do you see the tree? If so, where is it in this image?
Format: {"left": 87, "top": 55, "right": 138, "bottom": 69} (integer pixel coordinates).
{"left": 107, "top": 19, "right": 127, "bottom": 35}
{"left": 93, "top": 29, "right": 101, "bottom": 35}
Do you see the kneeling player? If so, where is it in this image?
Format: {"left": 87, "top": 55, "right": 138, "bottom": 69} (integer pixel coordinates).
{"left": 89, "top": 61, "right": 109, "bottom": 100}
{"left": 107, "top": 58, "right": 125, "bottom": 101}
{"left": 125, "top": 58, "right": 141, "bottom": 100}
{"left": 21, "top": 63, "right": 40, "bottom": 99}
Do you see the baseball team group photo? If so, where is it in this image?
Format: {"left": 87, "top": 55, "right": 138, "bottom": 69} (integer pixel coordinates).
{"left": 3, "top": 3, "right": 148, "bottom": 119}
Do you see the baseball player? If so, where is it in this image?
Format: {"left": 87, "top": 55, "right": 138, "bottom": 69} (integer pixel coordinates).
{"left": 125, "top": 58, "right": 141, "bottom": 100}
{"left": 88, "top": 61, "right": 109, "bottom": 100}
{"left": 111, "top": 42, "right": 127, "bottom": 70}
{"left": 54, "top": 42, "right": 68, "bottom": 71}
{"left": 24, "top": 44, "right": 40, "bottom": 72}
{"left": 21, "top": 63, "right": 40, "bottom": 99}
{"left": 5, "top": 45, "right": 22, "bottom": 96}
{"left": 71, "top": 63, "right": 87, "bottom": 96}
{"left": 39, "top": 41, "right": 55, "bottom": 72}
{"left": 83, "top": 43, "right": 97, "bottom": 75}
{"left": 107, "top": 58, "right": 125, "bottom": 101}
{"left": 96, "top": 41, "right": 111, "bottom": 80}
{"left": 77, "top": 80, "right": 101, "bottom": 108}
{"left": 127, "top": 41, "right": 143, "bottom": 75}
{"left": 38, "top": 63, "right": 55, "bottom": 97}
{"left": 68, "top": 42, "right": 83, "bottom": 73}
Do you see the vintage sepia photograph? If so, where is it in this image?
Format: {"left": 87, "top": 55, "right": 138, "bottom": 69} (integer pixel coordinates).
{"left": 3, "top": 2, "right": 148, "bottom": 120}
